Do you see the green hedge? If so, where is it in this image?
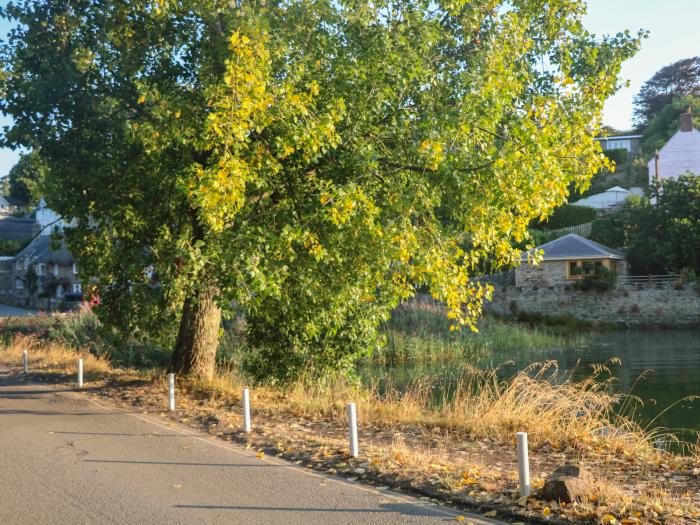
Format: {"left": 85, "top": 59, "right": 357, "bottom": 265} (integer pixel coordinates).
{"left": 538, "top": 204, "right": 596, "bottom": 230}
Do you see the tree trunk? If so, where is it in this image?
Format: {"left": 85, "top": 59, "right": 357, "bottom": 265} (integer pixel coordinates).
{"left": 171, "top": 284, "right": 222, "bottom": 381}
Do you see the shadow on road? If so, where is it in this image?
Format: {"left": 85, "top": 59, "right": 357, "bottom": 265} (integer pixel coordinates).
{"left": 86, "top": 459, "right": 281, "bottom": 468}
{"left": 174, "top": 503, "right": 448, "bottom": 518}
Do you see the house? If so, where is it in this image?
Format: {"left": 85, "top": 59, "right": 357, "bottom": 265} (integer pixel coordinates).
{"left": 596, "top": 134, "right": 643, "bottom": 157}
{"left": 8, "top": 198, "right": 81, "bottom": 309}
{"left": 11, "top": 236, "right": 81, "bottom": 309}
{"left": 570, "top": 186, "right": 644, "bottom": 212}
{"left": 648, "top": 110, "right": 700, "bottom": 184}
{"left": 516, "top": 233, "right": 626, "bottom": 287}
{"left": 0, "top": 196, "right": 29, "bottom": 215}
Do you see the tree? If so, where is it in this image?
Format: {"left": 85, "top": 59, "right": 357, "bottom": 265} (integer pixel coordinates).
{"left": 590, "top": 176, "right": 700, "bottom": 275}
{"left": 0, "top": 1, "right": 641, "bottom": 382}
{"left": 7, "top": 150, "right": 47, "bottom": 205}
{"left": 633, "top": 57, "right": 700, "bottom": 129}
{"left": 641, "top": 95, "right": 700, "bottom": 156}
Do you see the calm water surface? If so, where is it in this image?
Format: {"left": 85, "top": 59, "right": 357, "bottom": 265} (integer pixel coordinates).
{"left": 362, "top": 329, "right": 700, "bottom": 441}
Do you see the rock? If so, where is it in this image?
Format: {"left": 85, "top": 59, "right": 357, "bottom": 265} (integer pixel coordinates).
{"left": 539, "top": 464, "right": 594, "bottom": 503}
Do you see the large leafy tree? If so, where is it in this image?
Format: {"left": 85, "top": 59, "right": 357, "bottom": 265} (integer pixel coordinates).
{"left": 1, "top": 0, "right": 640, "bottom": 382}
{"left": 633, "top": 57, "right": 700, "bottom": 130}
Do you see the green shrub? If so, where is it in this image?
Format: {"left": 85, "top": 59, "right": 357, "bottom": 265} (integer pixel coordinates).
{"left": 603, "top": 148, "right": 628, "bottom": 168}
{"left": 572, "top": 265, "right": 617, "bottom": 292}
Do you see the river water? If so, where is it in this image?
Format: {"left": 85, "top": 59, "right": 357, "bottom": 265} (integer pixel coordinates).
{"left": 362, "top": 329, "right": 700, "bottom": 442}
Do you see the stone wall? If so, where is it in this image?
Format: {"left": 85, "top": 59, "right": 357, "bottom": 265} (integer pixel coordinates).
{"left": 485, "top": 283, "right": 700, "bottom": 327}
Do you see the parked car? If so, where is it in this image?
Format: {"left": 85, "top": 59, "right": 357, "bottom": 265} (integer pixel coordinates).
{"left": 62, "top": 293, "right": 83, "bottom": 311}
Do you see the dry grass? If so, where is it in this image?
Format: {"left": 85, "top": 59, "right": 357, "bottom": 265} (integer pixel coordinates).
{"left": 4, "top": 335, "right": 113, "bottom": 377}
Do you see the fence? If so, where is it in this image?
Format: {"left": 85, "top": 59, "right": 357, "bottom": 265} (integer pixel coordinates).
{"left": 545, "top": 222, "right": 593, "bottom": 240}
{"left": 617, "top": 274, "right": 677, "bottom": 289}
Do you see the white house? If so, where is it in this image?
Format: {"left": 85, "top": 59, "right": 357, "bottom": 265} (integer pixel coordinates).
{"left": 571, "top": 186, "right": 644, "bottom": 212}
{"left": 34, "top": 197, "right": 76, "bottom": 236}
{"left": 648, "top": 110, "right": 700, "bottom": 184}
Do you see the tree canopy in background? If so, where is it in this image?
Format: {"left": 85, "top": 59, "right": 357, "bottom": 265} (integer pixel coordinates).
{"left": 633, "top": 57, "right": 700, "bottom": 130}
{"left": 641, "top": 95, "right": 700, "bottom": 156}
{"left": 590, "top": 176, "right": 700, "bottom": 275}
{"left": 7, "top": 150, "right": 46, "bottom": 205}
{"left": 0, "top": 0, "right": 641, "bottom": 382}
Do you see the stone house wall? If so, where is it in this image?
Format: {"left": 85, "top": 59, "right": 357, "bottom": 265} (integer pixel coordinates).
{"left": 515, "top": 259, "right": 626, "bottom": 288}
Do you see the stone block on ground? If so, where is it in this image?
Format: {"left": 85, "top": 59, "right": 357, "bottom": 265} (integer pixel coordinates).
{"left": 539, "top": 464, "right": 594, "bottom": 503}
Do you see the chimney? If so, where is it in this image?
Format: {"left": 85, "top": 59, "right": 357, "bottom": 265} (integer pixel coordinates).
{"left": 680, "top": 107, "right": 693, "bottom": 132}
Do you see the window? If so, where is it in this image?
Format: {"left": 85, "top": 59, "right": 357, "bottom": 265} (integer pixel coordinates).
{"left": 53, "top": 264, "right": 59, "bottom": 277}
{"left": 72, "top": 263, "right": 78, "bottom": 275}
{"left": 15, "top": 279, "right": 23, "bottom": 290}
{"left": 56, "top": 284, "right": 64, "bottom": 298}
{"left": 16, "top": 260, "right": 21, "bottom": 271}
{"left": 73, "top": 283, "right": 82, "bottom": 294}
{"left": 23, "top": 259, "right": 28, "bottom": 271}
{"left": 567, "top": 260, "right": 608, "bottom": 280}
{"left": 35, "top": 263, "right": 46, "bottom": 276}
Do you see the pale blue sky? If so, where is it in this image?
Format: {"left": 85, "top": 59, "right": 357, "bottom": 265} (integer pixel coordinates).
{"left": 0, "top": 0, "right": 698, "bottom": 176}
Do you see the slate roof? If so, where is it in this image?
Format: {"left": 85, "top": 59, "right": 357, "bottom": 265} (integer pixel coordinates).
{"left": 16, "top": 235, "right": 75, "bottom": 266}
{"left": 0, "top": 217, "right": 34, "bottom": 241}
{"left": 5, "top": 196, "right": 27, "bottom": 207}
{"left": 521, "top": 233, "right": 624, "bottom": 261}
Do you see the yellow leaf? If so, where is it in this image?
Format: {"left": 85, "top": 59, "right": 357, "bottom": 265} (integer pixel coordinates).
{"left": 137, "top": 95, "right": 146, "bottom": 104}
{"left": 256, "top": 452, "right": 264, "bottom": 459}
{"left": 601, "top": 515, "right": 618, "bottom": 525}
{"left": 542, "top": 507, "right": 551, "bottom": 516}
{"left": 463, "top": 477, "right": 479, "bottom": 485}
{"left": 454, "top": 517, "right": 465, "bottom": 522}
{"left": 483, "top": 510, "right": 497, "bottom": 517}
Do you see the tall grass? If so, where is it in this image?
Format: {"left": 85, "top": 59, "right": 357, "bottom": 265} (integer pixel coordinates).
{"left": 373, "top": 299, "right": 585, "bottom": 364}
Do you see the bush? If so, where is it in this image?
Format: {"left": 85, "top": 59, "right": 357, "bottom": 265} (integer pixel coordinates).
{"left": 603, "top": 148, "right": 628, "bottom": 168}
{"left": 589, "top": 213, "right": 626, "bottom": 248}
{"left": 536, "top": 204, "right": 597, "bottom": 230}
{"left": 571, "top": 265, "right": 617, "bottom": 292}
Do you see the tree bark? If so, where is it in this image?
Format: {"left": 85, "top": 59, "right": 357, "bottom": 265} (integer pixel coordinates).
{"left": 170, "top": 283, "right": 222, "bottom": 381}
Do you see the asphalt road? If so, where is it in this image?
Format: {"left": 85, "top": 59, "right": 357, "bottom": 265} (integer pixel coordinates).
{"left": 0, "top": 303, "right": 35, "bottom": 317}
{"left": 0, "top": 371, "right": 503, "bottom": 525}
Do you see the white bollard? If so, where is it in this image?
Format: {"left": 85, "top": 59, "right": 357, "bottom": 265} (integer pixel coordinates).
{"left": 516, "top": 431, "right": 531, "bottom": 497}
{"left": 242, "top": 388, "right": 251, "bottom": 433}
{"left": 22, "top": 350, "right": 28, "bottom": 374}
{"left": 77, "top": 358, "right": 84, "bottom": 388}
{"left": 168, "top": 373, "right": 175, "bottom": 411}
{"left": 347, "top": 402, "right": 359, "bottom": 458}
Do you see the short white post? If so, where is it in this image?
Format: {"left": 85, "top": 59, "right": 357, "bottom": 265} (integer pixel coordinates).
{"left": 167, "top": 373, "right": 175, "bottom": 411}
{"left": 516, "top": 431, "right": 531, "bottom": 497}
{"left": 347, "top": 402, "right": 359, "bottom": 458}
{"left": 77, "top": 358, "right": 84, "bottom": 388}
{"left": 242, "top": 388, "right": 251, "bottom": 433}
{"left": 22, "top": 350, "right": 28, "bottom": 374}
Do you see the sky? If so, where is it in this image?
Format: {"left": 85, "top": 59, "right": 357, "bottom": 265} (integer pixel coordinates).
{"left": 0, "top": 0, "right": 699, "bottom": 177}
